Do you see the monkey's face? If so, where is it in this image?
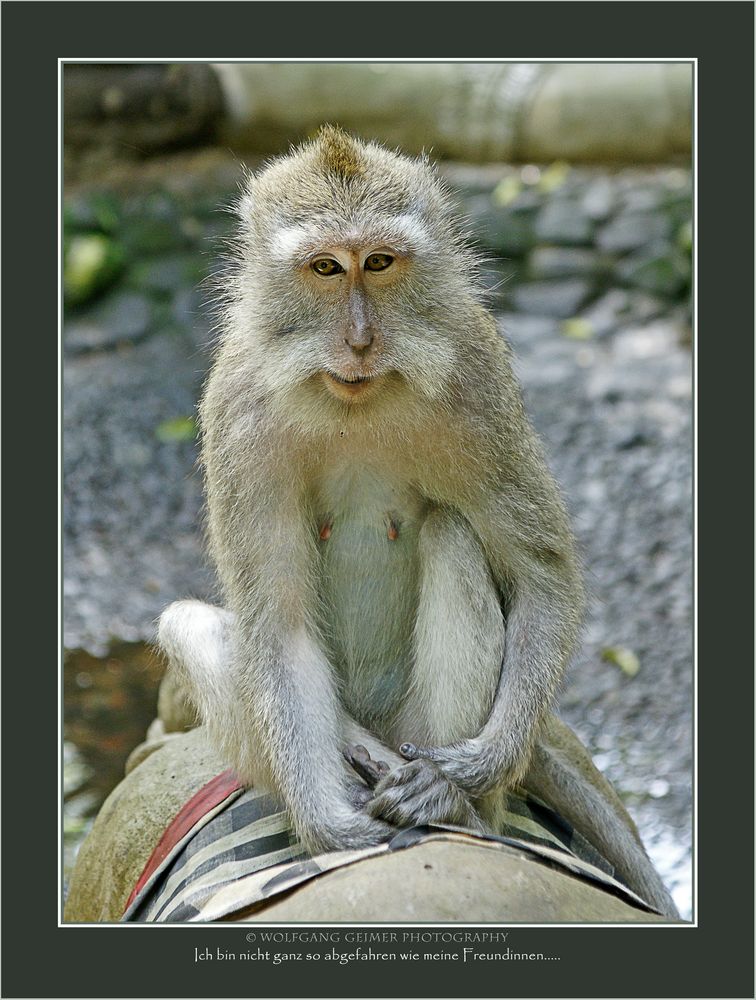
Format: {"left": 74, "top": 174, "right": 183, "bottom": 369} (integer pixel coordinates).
{"left": 230, "top": 130, "right": 483, "bottom": 410}
{"left": 299, "top": 239, "right": 412, "bottom": 404}
{"left": 239, "top": 213, "right": 477, "bottom": 410}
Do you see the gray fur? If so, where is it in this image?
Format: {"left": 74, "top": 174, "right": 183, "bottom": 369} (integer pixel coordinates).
{"left": 158, "top": 128, "right": 678, "bottom": 917}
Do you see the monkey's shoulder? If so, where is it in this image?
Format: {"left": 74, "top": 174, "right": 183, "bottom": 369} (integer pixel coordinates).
{"left": 450, "top": 308, "right": 522, "bottom": 399}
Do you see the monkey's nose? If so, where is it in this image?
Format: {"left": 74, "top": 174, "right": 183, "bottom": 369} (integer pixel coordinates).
{"left": 344, "top": 328, "right": 375, "bottom": 352}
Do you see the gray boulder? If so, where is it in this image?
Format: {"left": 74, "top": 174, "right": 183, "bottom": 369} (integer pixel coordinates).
{"left": 64, "top": 720, "right": 668, "bottom": 923}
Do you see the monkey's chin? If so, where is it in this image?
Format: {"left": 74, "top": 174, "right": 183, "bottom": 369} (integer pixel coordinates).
{"left": 322, "top": 371, "right": 378, "bottom": 403}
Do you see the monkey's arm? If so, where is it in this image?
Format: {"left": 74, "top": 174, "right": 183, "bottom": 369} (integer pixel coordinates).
{"left": 159, "top": 594, "right": 404, "bottom": 838}
{"left": 159, "top": 593, "right": 480, "bottom": 838}
{"left": 197, "top": 436, "right": 395, "bottom": 852}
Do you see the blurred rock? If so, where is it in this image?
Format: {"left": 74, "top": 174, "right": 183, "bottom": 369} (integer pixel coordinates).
{"left": 498, "top": 314, "right": 560, "bottom": 340}
{"left": 65, "top": 192, "right": 121, "bottom": 234}
{"left": 580, "top": 177, "right": 615, "bottom": 221}
{"left": 127, "top": 254, "right": 204, "bottom": 296}
{"left": 535, "top": 199, "right": 594, "bottom": 245}
{"left": 65, "top": 291, "right": 154, "bottom": 354}
{"left": 577, "top": 289, "right": 667, "bottom": 337}
{"left": 617, "top": 246, "right": 690, "bottom": 297}
{"left": 527, "top": 246, "right": 607, "bottom": 281}
{"left": 597, "top": 211, "right": 673, "bottom": 253}
{"left": 511, "top": 279, "right": 594, "bottom": 318}
{"left": 120, "top": 196, "right": 189, "bottom": 256}
{"left": 468, "top": 197, "right": 536, "bottom": 256}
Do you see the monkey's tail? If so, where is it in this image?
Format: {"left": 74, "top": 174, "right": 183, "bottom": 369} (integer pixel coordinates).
{"left": 526, "top": 716, "right": 680, "bottom": 919}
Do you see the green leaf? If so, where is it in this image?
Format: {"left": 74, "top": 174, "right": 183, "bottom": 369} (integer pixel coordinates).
{"left": 537, "top": 161, "right": 570, "bottom": 194}
{"left": 677, "top": 220, "right": 692, "bottom": 254}
{"left": 155, "top": 416, "right": 197, "bottom": 443}
{"left": 601, "top": 646, "right": 640, "bottom": 677}
{"left": 64, "top": 233, "right": 124, "bottom": 306}
{"left": 561, "top": 317, "right": 595, "bottom": 340}
{"left": 492, "top": 176, "right": 522, "bottom": 207}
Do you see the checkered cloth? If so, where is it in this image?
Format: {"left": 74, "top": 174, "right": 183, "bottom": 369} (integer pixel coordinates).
{"left": 122, "top": 771, "right": 654, "bottom": 922}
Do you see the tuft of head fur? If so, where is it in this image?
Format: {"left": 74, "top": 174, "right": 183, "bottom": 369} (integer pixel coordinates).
{"left": 316, "top": 124, "right": 366, "bottom": 179}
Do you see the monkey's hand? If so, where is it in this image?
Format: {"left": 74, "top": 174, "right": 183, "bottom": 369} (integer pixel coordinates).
{"left": 364, "top": 757, "right": 484, "bottom": 831}
{"left": 398, "top": 738, "right": 526, "bottom": 797}
{"left": 302, "top": 807, "right": 394, "bottom": 855}
{"left": 290, "top": 746, "right": 395, "bottom": 853}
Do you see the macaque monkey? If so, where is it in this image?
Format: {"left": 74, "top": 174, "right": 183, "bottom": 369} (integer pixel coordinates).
{"left": 159, "top": 127, "right": 678, "bottom": 917}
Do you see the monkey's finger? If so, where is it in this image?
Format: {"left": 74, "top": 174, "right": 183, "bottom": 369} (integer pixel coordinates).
{"left": 364, "top": 757, "right": 391, "bottom": 785}
{"left": 349, "top": 783, "right": 373, "bottom": 809}
{"left": 374, "top": 759, "right": 438, "bottom": 795}
{"left": 343, "top": 744, "right": 370, "bottom": 774}
{"left": 343, "top": 745, "right": 371, "bottom": 774}
{"left": 399, "top": 742, "right": 439, "bottom": 762}
{"left": 343, "top": 745, "right": 386, "bottom": 789}
{"left": 351, "top": 744, "right": 371, "bottom": 765}
{"left": 368, "top": 787, "right": 429, "bottom": 824}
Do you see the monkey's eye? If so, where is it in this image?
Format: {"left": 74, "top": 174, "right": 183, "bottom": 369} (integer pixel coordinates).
{"left": 364, "top": 253, "right": 394, "bottom": 272}
{"left": 311, "top": 257, "right": 344, "bottom": 277}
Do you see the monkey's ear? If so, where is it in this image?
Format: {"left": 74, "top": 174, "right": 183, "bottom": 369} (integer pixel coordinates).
{"left": 235, "top": 166, "right": 259, "bottom": 221}
{"left": 236, "top": 188, "right": 255, "bottom": 220}
{"left": 418, "top": 146, "right": 440, "bottom": 172}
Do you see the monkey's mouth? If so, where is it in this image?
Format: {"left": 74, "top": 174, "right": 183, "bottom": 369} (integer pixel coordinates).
{"left": 322, "top": 370, "right": 378, "bottom": 401}
{"left": 327, "top": 373, "right": 374, "bottom": 385}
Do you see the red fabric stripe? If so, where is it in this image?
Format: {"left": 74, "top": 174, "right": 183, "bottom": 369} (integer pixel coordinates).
{"left": 124, "top": 769, "right": 243, "bottom": 912}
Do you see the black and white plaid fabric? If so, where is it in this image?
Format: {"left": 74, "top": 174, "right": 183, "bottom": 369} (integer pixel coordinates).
{"left": 122, "top": 778, "right": 656, "bottom": 922}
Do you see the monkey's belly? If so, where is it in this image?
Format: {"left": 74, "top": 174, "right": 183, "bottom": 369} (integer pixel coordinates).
{"left": 315, "top": 469, "right": 425, "bottom": 729}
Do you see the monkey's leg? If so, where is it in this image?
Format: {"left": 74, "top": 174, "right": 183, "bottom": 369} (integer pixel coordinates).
{"left": 524, "top": 714, "right": 680, "bottom": 918}
{"left": 158, "top": 599, "right": 396, "bottom": 849}
{"left": 385, "top": 516, "right": 678, "bottom": 917}
{"left": 158, "top": 600, "right": 235, "bottom": 702}
{"left": 404, "top": 508, "right": 506, "bottom": 748}
{"left": 366, "top": 509, "right": 504, "bottom": 831}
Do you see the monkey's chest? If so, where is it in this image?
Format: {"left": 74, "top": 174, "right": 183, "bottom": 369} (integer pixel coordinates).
{"left": 313, "top": 466, "right": 425, "bottom": 725}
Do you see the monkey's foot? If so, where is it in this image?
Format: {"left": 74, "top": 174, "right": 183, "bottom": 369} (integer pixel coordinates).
{"left": 366, "top": 758, "right": 484, "bottom": 831}
{"left": 344, "top": 744, "right": 390, "bottom": 789}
